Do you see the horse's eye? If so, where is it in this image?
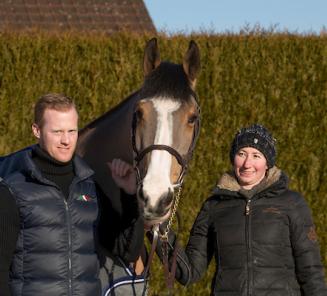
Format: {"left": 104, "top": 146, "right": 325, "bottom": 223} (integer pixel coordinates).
{"left": 188, "top": 114, "right": 198, "bottom": 124}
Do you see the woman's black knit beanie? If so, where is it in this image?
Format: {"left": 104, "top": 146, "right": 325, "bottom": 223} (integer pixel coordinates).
{"left": 230, "top": 124, "right": 276, "bottom": 168}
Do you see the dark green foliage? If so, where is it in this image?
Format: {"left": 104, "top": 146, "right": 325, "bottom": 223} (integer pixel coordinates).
{"left": 0, "top": 32, "right": 326, "bottom": 295}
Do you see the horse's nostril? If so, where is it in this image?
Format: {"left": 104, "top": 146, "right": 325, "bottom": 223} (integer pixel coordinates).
{"left": 160, "top": 189, "right": 174, "bottom": 209}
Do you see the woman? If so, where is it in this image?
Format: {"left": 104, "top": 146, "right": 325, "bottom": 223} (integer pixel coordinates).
{"left": 153, "top": 124, "right": 327, "bottom": 295}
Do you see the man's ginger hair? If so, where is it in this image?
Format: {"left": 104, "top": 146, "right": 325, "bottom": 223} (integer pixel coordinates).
{"left": 34, "top": 93, "right": 77, "bottom": 127}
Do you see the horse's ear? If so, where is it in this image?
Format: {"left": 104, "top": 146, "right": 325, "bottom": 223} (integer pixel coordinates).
{"left": 183, "top": 40, "right": 201, "bottom": 88}
{"left": 143, "top": 37, "right": 161, "bottom": 77}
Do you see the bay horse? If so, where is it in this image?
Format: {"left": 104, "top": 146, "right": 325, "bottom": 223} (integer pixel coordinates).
{"left": 77, "top": 37, "right": 201, "bottom": 225}
{"left": 77, "top": 37, "right": 201, "bottom": 292}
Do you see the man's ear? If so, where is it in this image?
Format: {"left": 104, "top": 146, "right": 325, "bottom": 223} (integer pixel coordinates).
{"left": 32, "top": 123, "right": 40, "bottom": 139}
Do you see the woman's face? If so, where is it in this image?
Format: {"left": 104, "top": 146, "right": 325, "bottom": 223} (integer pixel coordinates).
{"left": 234, "top": 147, "right": 268, "bottom": 190}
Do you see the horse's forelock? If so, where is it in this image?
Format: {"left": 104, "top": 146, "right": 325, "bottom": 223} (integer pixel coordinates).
{"left": 140, "top": 62, "right": 194, "bottom": 102}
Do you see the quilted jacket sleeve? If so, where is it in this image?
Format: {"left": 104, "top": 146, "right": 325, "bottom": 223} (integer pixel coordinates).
{"left": 153, "top": 200, "right": 215, "bottom": 285}
{"left": 289, "top": 192, "right": 327, "bottom": 295}
{"left": 0, "top": 182, "right": 20, "bottom": 296}
{"left": 97, "top": 186, "right": 144, "bottom": 264}
{"left": 114, "top": 190, "right": 144, "bottom": 263}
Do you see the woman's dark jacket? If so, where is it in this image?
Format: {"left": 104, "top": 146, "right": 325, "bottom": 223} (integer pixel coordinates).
{"left": 3, "top": 148, "right": 101, "bottom": 296}
{"left": 160, "top": 167, "right": 327, "bottom": 295}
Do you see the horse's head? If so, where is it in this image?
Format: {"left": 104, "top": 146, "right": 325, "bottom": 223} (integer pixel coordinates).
{"left": 132, "top": 38, "right": 201, "bottom": 225}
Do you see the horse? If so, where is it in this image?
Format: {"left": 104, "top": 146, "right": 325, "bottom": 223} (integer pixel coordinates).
{"left": 77, "top": 37, "right": 200, "bottom": 224}
{"left": 76, "top": 37, "right": 201, "bottom": 293}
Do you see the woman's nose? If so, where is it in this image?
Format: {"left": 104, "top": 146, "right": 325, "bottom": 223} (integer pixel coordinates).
{"left": 243, "top": 156, "right": 252, "bottom": 167}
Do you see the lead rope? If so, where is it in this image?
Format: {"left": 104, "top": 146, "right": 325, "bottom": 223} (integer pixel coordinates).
{"left": 143, "top": 225, "right": 159, "bottom": 277}
{"left": 143, "top": 185, "right": 183, "bottom": 294}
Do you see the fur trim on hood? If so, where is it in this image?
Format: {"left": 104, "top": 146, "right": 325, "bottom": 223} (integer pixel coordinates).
{"left": 214, "top": 166, "right": 282, "bottom": 195}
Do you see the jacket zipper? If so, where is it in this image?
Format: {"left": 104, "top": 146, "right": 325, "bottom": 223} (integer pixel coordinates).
{"left": 245, "top": 199, "right": 251, "bottom": 216}
{"left": 64, "top": 198, "right": 73, "bottom": 296}
{"left": 245, "top": 199, "right": 253, "bottom": 296}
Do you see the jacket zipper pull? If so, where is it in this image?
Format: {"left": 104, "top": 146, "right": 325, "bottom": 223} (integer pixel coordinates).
{"left": 245, "top": 199, "right": 251, "bottom": 215}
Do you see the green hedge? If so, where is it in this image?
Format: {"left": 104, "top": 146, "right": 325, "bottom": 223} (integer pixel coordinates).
{"left": 0, "top": 32, "right": 326, "bottom": 294}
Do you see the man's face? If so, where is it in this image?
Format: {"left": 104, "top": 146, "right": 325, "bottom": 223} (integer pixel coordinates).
{"left": 32, "top": 107, "right": 78, "bottom": 163}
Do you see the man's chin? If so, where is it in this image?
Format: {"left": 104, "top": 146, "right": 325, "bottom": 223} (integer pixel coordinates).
{"left": 54, "top": 153, "right": 74, "bottom": 163}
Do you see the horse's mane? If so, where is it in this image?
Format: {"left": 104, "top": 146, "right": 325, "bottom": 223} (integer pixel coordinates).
{"left": 80, "top": 91, "right": 139, "bottom": 131}
{"left": 139, "top": 62, "right": 194, "bottom": 102}
{"left": 80, "top": 61, "right": 194, "bottom": 133}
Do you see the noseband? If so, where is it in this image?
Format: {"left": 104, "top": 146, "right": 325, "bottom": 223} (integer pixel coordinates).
{"left": 131, "top": 95, "right": 201, "bottom": 187}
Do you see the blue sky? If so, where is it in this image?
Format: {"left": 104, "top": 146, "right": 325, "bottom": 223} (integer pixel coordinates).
{"left": 144, "top": 0, "right": 326, "bottom": 34}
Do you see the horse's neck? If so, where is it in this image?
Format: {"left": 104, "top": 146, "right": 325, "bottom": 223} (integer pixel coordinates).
{"left": 77, "top": 92, "right": 139, "bottom": 165}
{"left": 76, "top": 92, "right": 140, "bottom": 201}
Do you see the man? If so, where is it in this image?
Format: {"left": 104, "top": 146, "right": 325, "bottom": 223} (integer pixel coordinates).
{"left": 2, "top": 93, "right": 101, "bottom": 296}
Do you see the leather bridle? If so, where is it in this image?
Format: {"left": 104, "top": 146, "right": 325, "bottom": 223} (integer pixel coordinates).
{"left": 131, "top": 94, "right": 200, "bottom": 293}
{"left": 131, "top": 94, "right": 201, "bottom": 188}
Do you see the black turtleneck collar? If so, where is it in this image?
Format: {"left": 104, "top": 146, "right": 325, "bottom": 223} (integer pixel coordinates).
{"left": 31, "top": 145, "right": 75, "bottom": 199}
{"left": 32, "top": 145, "right": 74, "bottom": 176}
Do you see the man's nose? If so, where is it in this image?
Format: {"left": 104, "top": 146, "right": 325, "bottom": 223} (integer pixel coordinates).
{"left": 61, "top": 133, "right": 70, "bottom": 144}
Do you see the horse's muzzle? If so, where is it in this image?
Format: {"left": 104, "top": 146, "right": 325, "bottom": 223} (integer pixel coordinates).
{"left": 138, "top": 187, "right": 174, "bottom": 223}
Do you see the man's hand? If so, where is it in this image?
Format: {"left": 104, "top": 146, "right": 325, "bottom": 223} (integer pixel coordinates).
{"left": 108, "top": 159, "right": 137, "bottom": 195}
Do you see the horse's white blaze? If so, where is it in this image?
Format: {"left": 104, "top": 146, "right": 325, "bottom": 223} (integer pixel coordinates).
{"left": 142, "top": 98, "right": 181, "bottom": 208}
